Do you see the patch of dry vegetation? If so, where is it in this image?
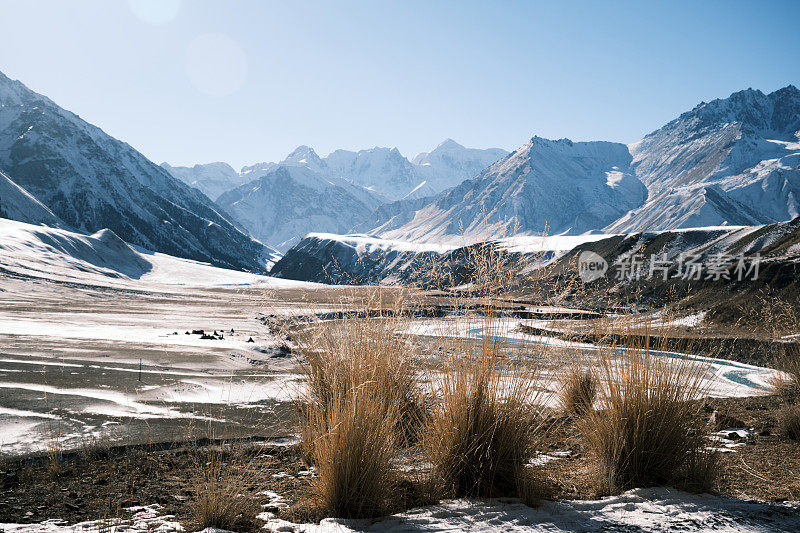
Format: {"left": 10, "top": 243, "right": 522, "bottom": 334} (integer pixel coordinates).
{"left": 558, "top": 364, "right": 597, "bottom": 418}
{"left": 422, "top": 240, "right": 550, "bottom": 499}
{"left": 779, "top": 404, "right": 800, "bottom": 441}
{"left": 422, "top": 340, "right": 546, "bottom": 497}
{"left": 773, "top": 344, "right": 800, "bottom": 403}
{"left": 575, "top": 334, "right": 714, "bottom": 492}
{"left": 45, "top": 422, "right": 64, "bottom": 477}
{"left": 188, "top": 446, "right": 262, "bottom": 532}
{"left": 294, "top": 297, "right": 423, "bottom": 518}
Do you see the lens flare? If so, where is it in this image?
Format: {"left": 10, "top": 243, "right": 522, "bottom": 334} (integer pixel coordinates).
{"left": 128, "top": 0, "right": 180, "bottom": 25}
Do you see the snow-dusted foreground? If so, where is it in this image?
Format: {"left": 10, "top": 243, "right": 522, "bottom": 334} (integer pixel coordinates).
{"left": 262, "top": 488, "right": 800, "bottom": 532}
{"left": 4, "top": 488, "right": 799, "bottom": 532}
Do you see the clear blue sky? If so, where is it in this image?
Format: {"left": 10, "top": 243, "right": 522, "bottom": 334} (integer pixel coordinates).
{"left": 1, "top": 0, "right": 798, "bottom": 170}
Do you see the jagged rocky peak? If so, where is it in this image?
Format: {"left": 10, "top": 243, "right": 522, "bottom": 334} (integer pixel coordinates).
{"left": 381, "top": 135, "right": 647, "bottom": 242}
{"left": 281, "top": 145, "right": 328, "bottom": 173}
{"left": 663, "top": 85, "right": 800, "bottom": 141}
{"left": 216, "top": 163, "right": 383, "bottom": 252}
{"left": 609, "top": 85, "right": 800, "bottom": 233}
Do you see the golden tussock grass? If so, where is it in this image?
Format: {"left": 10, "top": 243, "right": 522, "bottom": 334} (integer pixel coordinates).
{"left": 187, "top": 446, "right": 262, "bottom": 532}
{"left": 772, "top": 344, "right": 800, "bottom": 403}
{"left": 422, "top": 239, "right": 549, "bottom": 499}
{"left": 45, "top": 422, "right": 64, "bottom": 477}
{"left": 779, "top": 404, "right": 800, "bottom": 441}
{"left": 295, "top": 293, "right": 423, "bottom": 518}
{"left": 558, "top": 363, "right": 597, "bottom": 418}
{"left": 422, "top": 341, "right": 546, "bottom": 498}
{"left": 575, "top": 330, "right": 713, "bottom": 492}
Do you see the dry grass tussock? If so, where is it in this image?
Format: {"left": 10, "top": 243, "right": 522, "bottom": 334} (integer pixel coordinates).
{"left": 779, "top": 404, "right": 800, "bottom": 441}
{"left": 422, "top": 339, "right": 547, "bottom": 498}
{"left": 188, "top": 445, "right": 262, "bottom": 532}
{"left": 772, "top": 343, "right": 800, "bottom": 403}
{"left": 45, "top": 422, "right": 64, "bottom": 476}
{"left": 423, "top": 240, "right": 550, "bottom": 498}
{"left": 558, "top": 362, "right": 597, "bottom": 418}
{"left": 759, "top": 301, "right": 800, "bottom": 441}
{"left": 294, "top": 294, "right": 423, "bottom": 518}
{"left": 575, "top": 322, "right": 714, "bottom": 492}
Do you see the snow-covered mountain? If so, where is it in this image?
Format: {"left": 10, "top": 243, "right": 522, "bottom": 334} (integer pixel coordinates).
{"left": 351, "top": 194, "right": 441, "bottom": 235}
{"left": 381, "top": 137, "right": 648, "bottom": 242}
{"left": 160, "top": 161, "right": 248, "bottom": 202}
{"left": 0, "top": 170, "right": 64, "bottom": 227}
{"left": 208, "top": 141, "right": 506, "bottom": 250}
{"left": 216, "top": 163, "right": 384, "bottom": 251}
{"left": 271, "top": 219, "right": 800, "bottom": 292}
{"left": 233, "top": 140, "right": 507, "bottom": 203}
{"left": 607, "top": 85, "right": 800, "bottom": 232}
{"left": 0, "top": 71, "right": 273, "bottom": 272}
{"left": 412, "top": 139, "right": 508, "bottom": 192}
{"left": 369, "top": 86, "right": 799, "bottom": 244}
{"left": 325, "top": 146, "right": 433, "bottom": 200}
{"left": 324, "top": 142, "right": 508, "bottom": 201}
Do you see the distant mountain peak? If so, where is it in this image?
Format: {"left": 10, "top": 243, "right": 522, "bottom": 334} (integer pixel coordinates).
{"left": 611, "top": 84, "right": 800, "bottom": 233}
{"left": 281, "top": 145, "right": 327, "bottom": 172}
{"left": 530, "top": 136, "right": 574, "bottom": 148}
{"left": 434, "top": 138, "right": 465, "bottom": 151}
{"left": 284, "top": 144, "right": 320, "bottom": 160}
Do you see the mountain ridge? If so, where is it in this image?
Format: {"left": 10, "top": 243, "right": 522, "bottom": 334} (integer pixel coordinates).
{"left": 0, "top": 70, "right": 274, "bottom": 272}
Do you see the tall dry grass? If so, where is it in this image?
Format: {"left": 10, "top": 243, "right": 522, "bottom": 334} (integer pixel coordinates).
{"left": 772, "top": 343, "right": 800, "bottom": 403}
{"left": 575, "top": 332, "right": 712, "bottom": 492}
{"left": 422, "top": 238, "right": 549, "bottom": 498}
{"left": 422, "top": 344, "right": 546, "bottom": 497}
{"left": 779, "top": 404, "right": 800, "bottom": 441}
{"left": 297, "top": 313, "right": 425, "bottom": 454}
{"left": 558, "top": 363, "right": 597, "bottom": 418}
{"left": 45, "top": 421, "right": 64, "bottom": 476}
{"left": 304, "top": 376, "right": 399, "bottom": 518}
{"left": 294, "top": 294, "right": 424, "bottom": 518}
{"left": 188, "top": 445, "right": 262, "bottom": 531}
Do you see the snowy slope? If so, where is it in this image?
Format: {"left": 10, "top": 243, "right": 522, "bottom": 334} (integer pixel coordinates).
{"left": 159, "top": 161, "right": 248, "bottom": 201}
{"left": 216, "top": 164, "right": 384, "bottom": 251}
{"left": 608, "top": 85, "right": 800, "bottom": 232}
{"left": 0, "top": 217, "right": 284, "bottom": 287}
{"left": 272, "top": 218, "right": 800, "bottom": 290}
{"left": 0, "top": 170, "right": 63, "bottom": 227}
{"left": 232, "top": 140, "right": 506, "bottom": 204}
{"left": 351, "top": 194, "right": 441, "bottom": 235}
{"left": 382, "top": 137, "right": 648, "bottom": 242}
{"left": 0, "top": 70, "right": 271, "bottom": 272}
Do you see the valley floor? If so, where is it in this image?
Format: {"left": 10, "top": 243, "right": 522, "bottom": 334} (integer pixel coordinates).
{"left": 0, "top": 242, "right": 798, "bottom": 532}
